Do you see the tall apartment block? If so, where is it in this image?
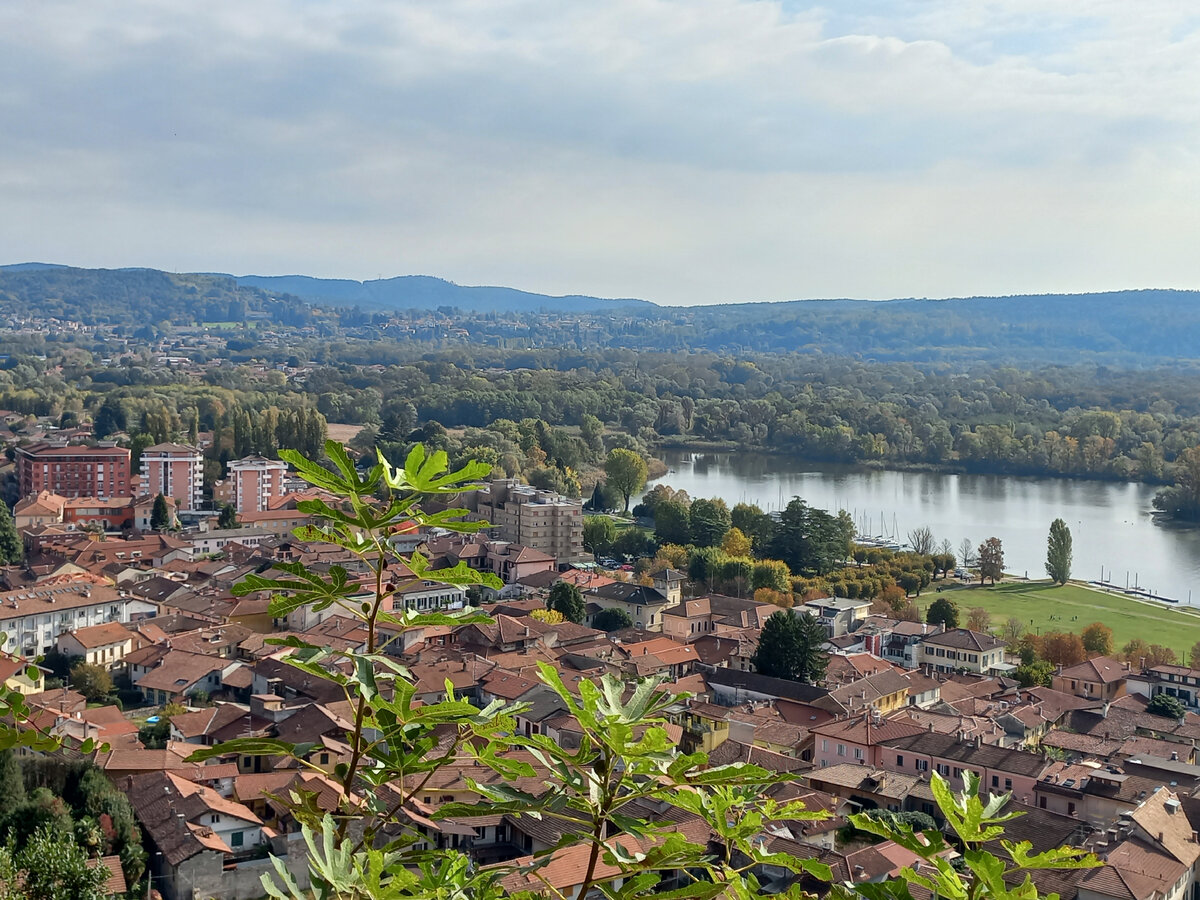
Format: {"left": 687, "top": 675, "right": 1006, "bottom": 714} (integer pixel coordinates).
{"left": 460, "top": 478, "right": 586, "bottom": 564}
{"left": 140, "top": 443, "right": 204, "bottom": 512}
{"left": 15, "top": 443, "right": 132, "bottom": 499}
{"left": 226, "top": 456, "right": 287, "bottom": 513}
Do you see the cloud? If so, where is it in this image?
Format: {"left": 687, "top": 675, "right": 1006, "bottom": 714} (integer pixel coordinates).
{"left": 2, "top": 0, "right": 1200, "bottom": 303}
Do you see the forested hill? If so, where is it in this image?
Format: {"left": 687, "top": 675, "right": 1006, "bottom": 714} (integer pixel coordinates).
{"left": 5, "top": 263, "right": 1200, "bottom": 365}
{"left": 228, "top": 273, "right": 653, "bottom": 314}
{"left": 671, "top": 289, "right": 1200, "bottom": 362}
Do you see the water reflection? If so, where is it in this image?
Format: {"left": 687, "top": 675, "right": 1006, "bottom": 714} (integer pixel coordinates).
{"left": 644, "top": 452, "right": 1200, "bottom": 605}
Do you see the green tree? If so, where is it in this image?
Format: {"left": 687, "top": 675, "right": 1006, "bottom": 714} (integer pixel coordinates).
{"left": 926, "top": 596, "right": 960, "bottom": 628}
{"left": 0, "top": 749, "right": 24, "bottom": 805}
{"left": 149, "top": 493, "right": 170, "bottom": 531}
{"left": 218, "top": 503, "right": 239, "bottom": 529}
{"left": 1045, "top": 518, "right": 1073, "bottom": 585}
{"left": 603, "top": 448, "right": 648, "bottom": 513}
{"left": 768, "top": 497, "right": 853, "bottom": 576}
{"left": 978, "top": 536, "right": 1005, "bottom": 584}
{"left": 548, "top": 582, "right": 586, "bottom": 624}
{"left": 653, "top": 498, "right": 692, "bottom": 545}
{"left": 687, "top": 497, "right": 731, "bottom": 548}
{"left": 0, "top": 501, "right": 22, "bottom": 566}
{"left": 591, "top": 608, "right": 632, "bottom": 632}
{"left": 1147, "top": 693, "right": 1187, "bottom": 719}
{"left": 68, "top": 663, "right": 112, "bottom": 703}
{"left": 751, "top": 559, "right": 792, "bottom": 593}
{"left": 751, "top": 610, "right": 829, "bottom": 683}
{"left": 1015, "top": 659, "right": 1055, "bottom": 688}
{"left": 15, "top": 826, "right": 108, "bottom": 900}
{"left": 582, "top": 516, "right": 617, "bottom": 557}
{"left": 610, "top": 527, "right": 656, "bottom": 560}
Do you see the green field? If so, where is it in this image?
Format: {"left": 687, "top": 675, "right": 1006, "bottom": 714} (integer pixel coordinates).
{"left": 922, "top": 581, "right": 1200, "bottom": 657}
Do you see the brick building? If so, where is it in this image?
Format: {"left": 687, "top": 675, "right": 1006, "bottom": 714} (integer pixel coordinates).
{"left": 15, "top": 443, "right": 131, "bottom": 499}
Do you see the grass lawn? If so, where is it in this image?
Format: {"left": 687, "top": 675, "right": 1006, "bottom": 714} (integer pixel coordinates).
{"left": 922, "top": 581, "right": 1200, "bottom": 658}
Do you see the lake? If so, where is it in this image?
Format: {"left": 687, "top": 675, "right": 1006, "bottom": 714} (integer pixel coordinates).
{"left": 645, "top": 451, "right": 1200, "bottom": 606}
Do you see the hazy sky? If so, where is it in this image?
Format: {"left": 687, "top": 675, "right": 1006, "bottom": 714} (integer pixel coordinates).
{"left": 3, "top": 1, "right": 1200, "bottom": 305}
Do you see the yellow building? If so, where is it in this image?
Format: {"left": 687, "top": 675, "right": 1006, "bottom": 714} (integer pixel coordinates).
{"left": 1, "top": 653, "right": 45, "bottom": 695}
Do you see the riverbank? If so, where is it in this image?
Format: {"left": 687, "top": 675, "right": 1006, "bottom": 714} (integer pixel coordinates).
{"left": 922, "top": 581, "right": 1200, "bottom": 660}
{"left": 650, "top": 442, "right": 1172, "bottom": 488}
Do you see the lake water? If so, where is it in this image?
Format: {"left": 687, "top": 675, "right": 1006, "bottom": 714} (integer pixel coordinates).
{"left": 645, "top": 451, "right": 1200, "bottom": 605}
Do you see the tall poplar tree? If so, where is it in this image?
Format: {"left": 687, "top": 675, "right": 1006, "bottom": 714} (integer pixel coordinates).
{"left": 0, "top": 501, "right": 23, "bottom": 565}
{"left": 1046, "top": 518, "right": 1073, "bottom": 585}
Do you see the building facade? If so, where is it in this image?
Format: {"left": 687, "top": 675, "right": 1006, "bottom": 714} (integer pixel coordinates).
{"left": 15, "top": 443, "right": 132, "bottom": 499}
{"left": 0, "top": 584, "right": 129, "bottom": 657}
{"left": 140, "top": 443, "right": 204, "bottom": 511}
{"left": 461, "top": 479, "right": 585, "bottom": 564}
{"left": 225, "top": 456, "right": 287, "bottom": 513}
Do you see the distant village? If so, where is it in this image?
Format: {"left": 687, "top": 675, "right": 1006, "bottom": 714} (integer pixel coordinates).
{"left": 3, "top": 435, "right": 1200, "bottom": 900}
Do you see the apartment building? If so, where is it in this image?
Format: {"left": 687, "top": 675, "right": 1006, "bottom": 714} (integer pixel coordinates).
{"left": 140, "top": 443, "right": 204, "bottom": 511}
{"left": 459, "top": 479, "right": 586, "bottom": 564}
{"left": 225, "top": 456, "right": 287, "bottom": 513}
{"left": 0, "top": 583, "right": 129, "bottom": 657}
{"left": 15, "top": 442, "right": 132, "bottom": 499}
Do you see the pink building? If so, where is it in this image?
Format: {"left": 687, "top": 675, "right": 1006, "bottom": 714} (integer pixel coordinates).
{"left": 226, "top": 456, "right": 287, "bottom": 513}
{"left": 878, "top": 731, "right": 1049, "bottom": 805}
{"left": 140, "top": 443, "right": 204, "bottom": 512}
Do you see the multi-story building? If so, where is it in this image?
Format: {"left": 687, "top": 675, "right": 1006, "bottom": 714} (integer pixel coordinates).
{"left": 15, "top": 442, "right": 131, "bottom": 499}
{"left": 459, "top": 479, "right": 585, "bottom": 564}
{"left": 140, "top": 443, "right": 204, "bottom": 511}
{"left": 916, "top": 629, "right": 1009, "bottom": 675}
{"left": 0, "top": 583, "right": 129, "bottom": 657}
{"left": 225, "top": 456, "right": 287, "bottom": 513}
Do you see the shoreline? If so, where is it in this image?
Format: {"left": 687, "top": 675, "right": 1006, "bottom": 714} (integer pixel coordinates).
{"left": 650, "top": 441, "right": 1173, "bottom": 489}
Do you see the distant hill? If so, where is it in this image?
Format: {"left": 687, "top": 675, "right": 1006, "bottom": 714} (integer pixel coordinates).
{"left": 228, "top": 273, "right": 655, "bottom": 314}
{"left": 4, "top": 263, "right": 1200, "bottom": 366}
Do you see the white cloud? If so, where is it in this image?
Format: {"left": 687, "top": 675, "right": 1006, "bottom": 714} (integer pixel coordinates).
{"left": 2, "top": 0, "right": 1200, "bottom": 303}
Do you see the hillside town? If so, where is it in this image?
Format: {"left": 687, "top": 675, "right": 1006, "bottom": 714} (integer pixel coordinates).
{"left": 3, "top": 447, "right": 1200, "bottom": 900}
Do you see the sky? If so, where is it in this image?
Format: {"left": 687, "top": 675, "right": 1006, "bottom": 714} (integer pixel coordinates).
{"left": 3, "top": 1, "right": 1200, "bottom": 306}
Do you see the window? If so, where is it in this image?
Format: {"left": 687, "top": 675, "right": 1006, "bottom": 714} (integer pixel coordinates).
{"left": 1067, "top": 802, "right": 1076, "bottom": 817}
{"left": 211, "top": 815, "right": 219, "bottom": 824}
{"left": 952, "top": 767, "right": 962, "bottom": 778}
{"left": 231, "top": 831, "right": 244, "bottom": 848}
{"left": 821, "top": 740, "right": 828, "bottom": 753}
{"left": 936, "top": 763, "right": 950, "bottom": 776}
{"left": 916, "top": 760, "right": 929, "bottom": 772}
{"left": 319, "top": 753, "right": 330, "bottom": 765}
{"left": 896, "top": 755, "right": 904, "bottom": 767}
{"left": 1004, "top": 778, "right": 1012, "bottom": 791}
{"left": 836, "top": 744, "right": 846, "bottom": 757}
{"left": 854, "top": 748, "right": 864, "bottom": 760}
{"left": 991, "top": 776, "right": 999, "bottom": 788}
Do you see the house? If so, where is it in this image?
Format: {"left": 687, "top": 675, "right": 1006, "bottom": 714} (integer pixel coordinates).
{"left": 811, "top": 714, "right": 926, "bottom": 770}
{"left": 1127, "top": 664, "right": 1200, "bottom": 711}
{"left": 917, "top": 629, "right": 1009, "bottom": 675}
{"left": 584, "top": 581, "right": 678, "bottom": 632}
{"left": 0, "top": 652, "right": 43, "bottom": 695}
{"left": 801, "top": 597, "right": 874, "bottom": 637}
{"left": 879, "top": 732, "right": 1050, "bottom": 803}
{"left": 1054, "top": 657, "right": 1129, "bottom": 702}
{"left": 805, "top": 764, "right": 925, "bottom": 814}
{"left": 55, "top": 621, "right": 134, "bottom": 669}
{"left": 135, "top": 649, "right": 246, "bottom": 705}
{"left": 125, "top": 771, "right": 304, "bottom": 900}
